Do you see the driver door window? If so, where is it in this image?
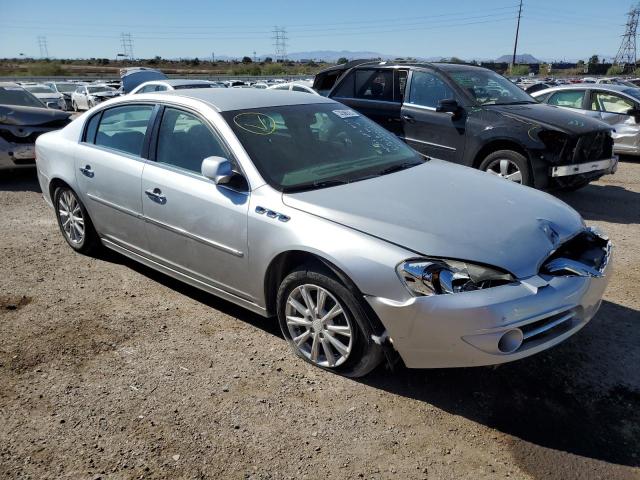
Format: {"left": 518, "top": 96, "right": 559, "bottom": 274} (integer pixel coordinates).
{"left": 591, "top": 92, "right": 635, "bottom": 114}
{"left": 155, "top": 108, "right": 227, "bottom": 173}
{"left": 407, "top": 71, "right": 455, "bottom": 109}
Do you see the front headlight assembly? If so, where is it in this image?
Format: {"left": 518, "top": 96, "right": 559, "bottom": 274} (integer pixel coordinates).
{"left": 397, "top": 259, "right": 515, "bottom": 296}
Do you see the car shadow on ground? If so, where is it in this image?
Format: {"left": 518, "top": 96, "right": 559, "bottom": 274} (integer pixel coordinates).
{"left": 0, "top": 168, "right": 41, "bottom": 193}
{"left": 359, "top": 299, "right": 640, "bottom": 470}
{"left": 557, "top": 183, "right": 640, "bottom": 225}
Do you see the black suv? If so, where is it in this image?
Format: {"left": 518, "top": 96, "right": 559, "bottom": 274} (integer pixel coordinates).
{"left": 314, "top": 61, "right": 617, "bottom": 190}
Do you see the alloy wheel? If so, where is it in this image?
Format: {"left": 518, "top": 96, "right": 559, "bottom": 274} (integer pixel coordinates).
{"left": 485, "top": 158, "right": 523, "bottom": 183}
{"left": 57, "top": 190, "right": 85, "bottom": 245}
{"left": 285, "top": 284, "right": 353, "bottom": 368}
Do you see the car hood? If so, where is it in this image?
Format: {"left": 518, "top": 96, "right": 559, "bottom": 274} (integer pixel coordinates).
{"left": 486, "top": 103, "right": 610, "bottom": 134}
{"left": 282, "top": 160, "right": 584, "bottom": 278}
{"left": 0, "top": 105, "right": 71, "bottom": 126}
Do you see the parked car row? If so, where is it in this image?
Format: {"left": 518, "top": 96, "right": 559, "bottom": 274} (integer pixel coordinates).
{"left": 34, "top": 87, "right": 613, "bottom": 377}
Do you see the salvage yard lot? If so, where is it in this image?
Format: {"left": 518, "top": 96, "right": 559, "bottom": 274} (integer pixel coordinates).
{"left": 0, "top": 162, "right": 639, "bottom": 479}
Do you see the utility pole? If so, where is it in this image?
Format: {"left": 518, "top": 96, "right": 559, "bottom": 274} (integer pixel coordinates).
{"left": 511, "top": 0, "right": 523, "bottom": 71}
{"left": 37, "top": 36, "right": 49, "bottom": 59}
{"left": 120, "top": 33, "right": 134, "bottom": 61}
{"left": 614, "top": 3, "right": 640, "bottom": 70}
{"left": 211, "top": 52, "right": 215, "bottom": 62}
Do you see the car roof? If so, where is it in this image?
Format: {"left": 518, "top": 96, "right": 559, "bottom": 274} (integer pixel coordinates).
{"left": 159, "top": 88, "right": 334, "bottom": 111}
{"left": 0, "top": 82, "right": 22, "bottom": 88}
{"left": 535, "top": 83, "right": 634, "bottom": 93}
{"left": 155, "top": 79, "right": 214, "bottom": 86}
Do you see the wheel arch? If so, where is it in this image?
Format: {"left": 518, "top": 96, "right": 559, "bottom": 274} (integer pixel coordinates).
{"left": 263, "top": 249, "right": 386, "bottom": 335}
{"left": 471, "top": 138, "right": 531, "bottom": 169}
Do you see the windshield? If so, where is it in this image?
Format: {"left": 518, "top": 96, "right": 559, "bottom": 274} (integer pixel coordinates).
{"left": 25, "top": 86, "right": 55, "bottom": 94}
{"left": 88, "top": 86, "right": 115, "bottom": 93}
{"left": 0, "top": 86, "right": 45, "bottom": 107}
{"left": 55, "top": 83, "right": 77, "bottom": 93}
{"left": 449, "top": 69, "right": 536, "bottom": 105}
{"left": 222, "top": 103, "right": 423, "bottom": 192}
{"left": 622, "top": 88, "right": 640, "bottom": 101}
{"left": 173, "top": 83, "right": 215, "bottom": 90}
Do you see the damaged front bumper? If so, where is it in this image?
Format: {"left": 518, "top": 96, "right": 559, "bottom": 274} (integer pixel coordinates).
{"left": 551, "top": 156, "right": 618, "bottom": 178}
{"left": 0, "top": 137, "right": 36, "bottom": 169}
{"left": 366, "top": 230, "right": 613, "bottom": 369}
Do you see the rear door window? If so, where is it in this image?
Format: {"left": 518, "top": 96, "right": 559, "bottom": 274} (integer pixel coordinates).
{"left": 548, "top": 90, "right": 585, "bottom": 109}
{"left": 94, "top": 104, "right": 154, "bottom": 156}
{"left": 355, "top": 69, "right": 393, "bottom": 102}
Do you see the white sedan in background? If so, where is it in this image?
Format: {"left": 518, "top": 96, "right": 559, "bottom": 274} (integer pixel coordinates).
{"left": 71, "top": 84, "right": 119, "bottom": 111}
{"left": 267, "top": 82, "right": 318, "bottom": 95}
{"left": 130, "top": 79, "right": 224, "bottom": 94}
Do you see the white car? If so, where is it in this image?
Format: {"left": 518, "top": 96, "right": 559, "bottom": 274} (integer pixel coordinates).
{"left": 21, "top": 84, "right": 66, "bottom": 110}
{"left": 130, "top": 79, "right": 223, "bottom": 94}
{"left": 71, "top": 85, "right": 119, "bottom": 111}
{"left": 267, "top": 82, "right": 318, "bottom": 95}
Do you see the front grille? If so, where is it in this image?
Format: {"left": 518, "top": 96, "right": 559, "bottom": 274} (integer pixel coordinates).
{"left": 566, "top": 131, "right": 613, "bottom": 163}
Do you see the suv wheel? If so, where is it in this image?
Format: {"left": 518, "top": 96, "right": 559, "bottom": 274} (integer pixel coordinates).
{"left": 276, "top": 265, "right": 383, "bottom": 377}
{"left": 480, "top": 150, "right": 532, "bottom": 186}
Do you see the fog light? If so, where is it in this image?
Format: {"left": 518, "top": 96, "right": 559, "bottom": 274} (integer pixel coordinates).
{"left": 497, "top": 329, "right": 523, "bottom": 354}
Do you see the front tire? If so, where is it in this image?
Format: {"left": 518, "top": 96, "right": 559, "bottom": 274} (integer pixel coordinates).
{"left": 277, "top": 265, "right": 383, "bottom": 377}
{"left": 54, "top": 186, "right": 101, "bottom": 255}
{"left": 479, "top": 150, "right": 532, "bottom": 187}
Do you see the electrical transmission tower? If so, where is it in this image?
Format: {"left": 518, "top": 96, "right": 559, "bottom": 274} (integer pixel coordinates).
{"left": 614, "top": 3, "right": 640, "bottom": 69}
{"left": 272, "top": 26, "right": 288, "bottom": 62}
{"left": 120, "top": 32, "right": 135, "bottom": 60}
{"left": 37, "top": 36, "right": 49, "bottom": 58}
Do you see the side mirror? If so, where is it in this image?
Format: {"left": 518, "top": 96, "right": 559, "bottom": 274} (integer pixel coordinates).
{"left": 201, "top": 156, "right": 234, "bottom": 185}
{"left": 436, "top": 98, "right": 459, "bottom": 114}
{"left": 46, "top": 101, "right": 61, "bottom": 109}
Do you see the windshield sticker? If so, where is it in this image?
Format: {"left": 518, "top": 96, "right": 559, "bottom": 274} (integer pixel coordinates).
{"left": 332, "top": 109, "right": 359, "bottom": 119}
{"left": 233, "top": 112, "right": 276, "bottom": 135}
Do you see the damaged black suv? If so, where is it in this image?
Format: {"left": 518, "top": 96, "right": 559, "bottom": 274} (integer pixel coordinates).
{"left": 315, "top": 61, "right": 617, "bottom": 190}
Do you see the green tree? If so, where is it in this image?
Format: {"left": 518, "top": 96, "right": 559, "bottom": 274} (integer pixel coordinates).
{"left": 263, "top": 56, "right": 273, "bottom": 63}
{"left": 509, "top": 64, "right": 530, "bottom": 76}
{"left": 336, "top": 57, "right": 348, "bottom": 64}
{"left": 588, "top": 55, "right": 599, "bottom": 65}
{"left": 242, "top": 56, "right": 252, "bottom": 64}
{"left": 607, "top": 65, "right": 624, "bottom": 76}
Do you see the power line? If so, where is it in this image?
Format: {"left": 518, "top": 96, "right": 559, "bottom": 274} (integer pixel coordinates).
{"left": 37, "top": 35, "right": 48, "bottom": 58}
{"left": 614, "top": 3, "right": 640, "bottom": 69}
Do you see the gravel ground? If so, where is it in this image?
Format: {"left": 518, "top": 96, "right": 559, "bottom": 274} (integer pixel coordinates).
{"left": 0, "top": 162, "right": 639, "bottom": 480}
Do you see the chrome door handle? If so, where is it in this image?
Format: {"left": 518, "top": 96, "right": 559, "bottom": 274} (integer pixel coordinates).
{"left": 145, "top": 187, "right": 166, "bottom": 204}
{"left": 402, "top": 114, "right": 415, "bottom": 123}
{"left": 79, "top": 165, "right": 94, "bottom": 178}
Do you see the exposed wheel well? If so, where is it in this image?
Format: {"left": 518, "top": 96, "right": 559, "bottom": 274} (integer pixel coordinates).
{"left": 48, "top": 178, "right": 72, "bottom": 202}
{"left": 263, "top": 250, "right": 386, "bottom": 335}
{"left": 472, "top": 140, "right": 530, "bottom": 168}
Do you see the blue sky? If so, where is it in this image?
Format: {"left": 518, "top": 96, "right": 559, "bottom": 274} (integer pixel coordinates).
{"left": 0, "top": 0, "right": 632, "bottom": 61}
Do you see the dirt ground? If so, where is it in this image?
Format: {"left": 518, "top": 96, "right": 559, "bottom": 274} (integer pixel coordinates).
{"left": 0, "top": 161, "right": 639, "bottom": 480}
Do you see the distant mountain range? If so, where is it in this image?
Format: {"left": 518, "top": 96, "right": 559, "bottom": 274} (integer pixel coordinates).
{"left": 494, "top": 53, "right": 541, "bottom": 63}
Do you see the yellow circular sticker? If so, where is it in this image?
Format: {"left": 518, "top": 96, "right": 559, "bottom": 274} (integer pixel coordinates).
{"left": 233, "top": 112, "right": 276, "bottom": 135}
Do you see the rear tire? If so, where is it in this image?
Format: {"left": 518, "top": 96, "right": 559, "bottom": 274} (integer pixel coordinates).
{"left": 53, "top": 186, "right": 101, "bottom": 255}
{"left": 479, "top": 150, "right": 532, "bottom": 187}
{"left": 276, "top": 264, "right": 383, "bottom": 377}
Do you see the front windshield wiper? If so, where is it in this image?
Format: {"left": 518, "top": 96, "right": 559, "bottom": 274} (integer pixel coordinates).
{"left": 486, "top": 100, "right": 537, "bottom": 106}
{"left": 283, "top": 179, "right": 349, "bottom": 193}
{"left": 376, "top": 161, "right": 424, "bottom": 176}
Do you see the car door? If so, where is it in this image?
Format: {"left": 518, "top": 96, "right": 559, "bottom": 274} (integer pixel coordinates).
{"left": 330, "top": 68, "right": 406, "bottom": 136}
{"left": 141, "top": 105, "right": 250, "bottom": 298}
{"left": 400, "top": 69, "right": 466, "bottom": 161}
{"left": 589, "top": 89, "right": 637, "bottom": 126}
{"left": 75, "top": 103, "right": 156, "bottom": 252}
{"left": 545, "top": 89, "right": 595, "bottom": 118}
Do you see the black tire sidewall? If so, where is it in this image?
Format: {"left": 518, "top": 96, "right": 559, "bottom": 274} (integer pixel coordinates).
{"left": 276, "top": 266, "right": 382, "bottom": 377}
{"left": 480, "top": 149, "right": 532, "bottom": 187}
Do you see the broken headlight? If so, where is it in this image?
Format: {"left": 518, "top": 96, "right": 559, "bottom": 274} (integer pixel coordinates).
{"left": 397, "top": 259, "right": 515, "bottom": 296}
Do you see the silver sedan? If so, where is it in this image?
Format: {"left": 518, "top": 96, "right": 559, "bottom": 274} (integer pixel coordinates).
{"left": 532, "top": 83, "right": 640, "bottom": 156}
{"left": 35, "top": 89, "right": 612, "bottom": 377}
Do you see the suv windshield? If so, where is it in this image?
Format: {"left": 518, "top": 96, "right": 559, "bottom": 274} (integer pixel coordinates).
{"left": 25, "top": 86, "right": 55, "bottom": 94}
{"left": 449, "top": 69, "right": 536, "bottom": 106}
{"left": 0, "top": 86, "right": 45, "bottom": 108}
{"left": 222, "top": 103, "right": 423, "bottom": 192}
